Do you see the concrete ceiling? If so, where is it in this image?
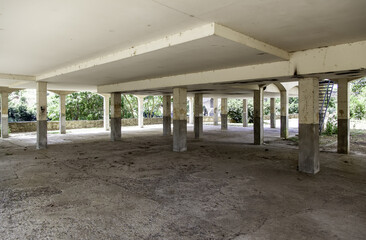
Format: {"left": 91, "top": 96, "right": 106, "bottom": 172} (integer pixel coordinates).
{"left": 0, "top": 0, "right": 365, "bottom": 93}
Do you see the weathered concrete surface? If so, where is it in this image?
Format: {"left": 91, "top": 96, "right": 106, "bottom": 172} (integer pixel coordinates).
{"left": 337, "top": 80, "right": 350, "bottom": 154}
{"left": 1, "top": 92, "right": 9, "bottom": 138}
{"left": 254, "top": 88, "right": 264, "bottom": 145}
{"left": 270, "top": 97, "right": 276, "bottom": 128}
{"left": 36, "top": 82, "right": 47, "bottom": 149}
{"left": 0, "top": 125, "right": 365, "bottom": 240}
{"left": 173, "top": 88, "right": 187, "bottom": 152}
{"left": 280, "top": 90, "right": 289, "bottom": 139}
{"left": 163, "top": 95, "right": 171, "bottom": 136}
{"left": 110, "top": 93, "right": 121, "bottom": 141}
{"left": 36, "top": 120, "right": 47, "bottom": 149}
{"left": 242, "top": 99, "right": 248, "bottom": 127}
{"left": 194, "top": 93, "right": 203, "bottom": 139}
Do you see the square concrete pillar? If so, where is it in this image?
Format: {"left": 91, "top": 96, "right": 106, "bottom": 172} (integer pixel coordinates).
{"left": 36, "top": 82, "right": 48, "bottom": 149}
{"left": 242, "top": 99, "right": 248, "bottom": 127}
{"left": 1, "top": 92, "right": 9, "bottom": 138}
{"left": 137, "top": 96, "right": 144, "bottom": 128}
{"left": 213, "top": 97, "right": 219, "bottom": 125}
{"left": 59, "top": 94, "right": 66, "bottom": 134}
{"left": 110, "top": 92, "right": 121, "bottom": 141}
{"left": 103, "top": 94, "right": 110, "bottom": 131}
{"left": 194, "top": 93, "right": 203, "bottom": 139}
{"left": 298, "top": 78, "right": 320, "bottom": 174}
{"left": 270, "top": 97, "right": 276, "bottom": 128}
{"left": 163, "top": 95, "right": 171, "bottom": 136}
{"left": 337, "top": 79, "right": 350, "bottom": 154}
{"left": 280, "top": 90, "right": 289, "bottom": 139}
{"left": 253, "top": 88, "right": 264, "bottom": 145}
{"left": 221, "top": 98, "right": 228, "bottom": 130}
{"left": 188, "top": 97, "right": 194, "bottom": 124}
{"left": 173, "top": 88, "right": 187, "bottom": 152}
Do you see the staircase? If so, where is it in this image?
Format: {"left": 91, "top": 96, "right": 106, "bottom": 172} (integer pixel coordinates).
{"left": 319, "top": 80, "right": 334, "bottom": 133}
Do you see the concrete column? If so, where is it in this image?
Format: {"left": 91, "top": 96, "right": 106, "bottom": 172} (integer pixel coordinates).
{"left": 242, "top": 99, "right": 248, "bottom": 127}
{"left": 188, "top": 97, "right": 194, "bottom": 124}
{"left": 103, "top": 95, "right": 110, "bottom": 131}
{"left": 337, "top": 79, "right": 350, "bottom": 154}
{"left": 213, "top": 97, "right": 219, "bottom": 125}
{"left": 280, "top": 90, "right": 289, "bottom": 139}
{"left": 194, "top": 93, "right": 203, "bottom": 139}
{"left": 298, "top": 78, "right": 320, "bottom": 174}
{"left": 110, "top": 92, "right": 121, "bottom": 141}
{"left": 253, "top": 88, "right": 264, "bottom": 145}
{"left": 270, "top": 97, "right": 276, "bottom": 128}
{"left": 137, "top": 96, "right": 144, "bottom": 128}
{"left": 59, "top": 94, "right": 66, "bottom": 134}
{"left": 173, "top": 88, "right": 187, "bottom": 152}
{"left": 163, "top": 95, "right": 171, "bottom": 136}
{"left": 1, "top": 92, "right": 9, "bottom": 138}
{"left": 221, "top": 98, "right": 228, "bottom": 130}
{"left": 36, "top": 82, "right": 48, "bottom": 149}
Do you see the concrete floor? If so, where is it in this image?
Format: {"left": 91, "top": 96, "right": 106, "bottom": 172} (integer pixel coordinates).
{"left": 0, "top": 124, "right": 365, "bottom": 240}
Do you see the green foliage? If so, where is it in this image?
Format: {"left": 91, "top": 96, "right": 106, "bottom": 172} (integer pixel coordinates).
{"left": 350, "top": 78, "right": 366, "bottom": 120}
{"left": 143, "top": 96, "right": 163, "bottom": 118}
{"left": 8, "top": 90, "right": 36, "bottom": 122}
{"left": 323, "top": 115, "right": 338, "bottom": 135}
{"left": 65, "top": 92, "right": 104, "bottom": 120}
{"left": 289, "top": 97, "right": 298, "bottom": 114}
{"left": 122, "top": 94, "right": 137, "bottom": 118}
{"left": 227, "top": 99, "right": 254, "bottom": 123}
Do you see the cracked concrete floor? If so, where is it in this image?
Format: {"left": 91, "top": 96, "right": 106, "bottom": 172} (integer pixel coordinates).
{"left": 0, "top": 125, "right": 365, "bottom": 240}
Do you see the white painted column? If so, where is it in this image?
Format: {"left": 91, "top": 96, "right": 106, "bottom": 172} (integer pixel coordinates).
{"left": 188, "top": 97, "right": 194, "bottom": 124}
{"left": 36, "top": 82, "right": 48, "bottom": 149}
{"left": 110, "top": 92, "right": 121, "bottom": 141}
{"left": 298, "top": 78, "right": 319, "bottom": 174}
{"left": 337, "top": 79, "right": 350, "bottom": 154}
{"left": 213, "top": 97, "right": 219, "bottom": 125}
{"left": 1, "top": 92, "right": 9, "bottom": 138}
{"left": 242, "top": 99, "right": 248, "bottom": 127}
{"left": 103, "top": 94, "right": 110, "bottom": 131}
{"left": 270, "top": 97, "right": 276, "bottom": 128}
{"left": 280, "top": 90, "right": 289, "bottom": 139}
{"left": 137, "top": 96, "right": 144, "bottom": 128}
{"left": 253, "top": 87, "right": 264, "bottom": 145}
{"left": 59, "top": 94, "right": 66, "bottom": 134}
{"left": 173, "top": 88, "right": 187, "bottom": 152}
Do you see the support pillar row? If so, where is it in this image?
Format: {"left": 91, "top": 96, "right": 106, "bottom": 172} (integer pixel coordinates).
{"left": 221, "top": 98, "right": 228, "bottom": 130}
{"left": 36, "top": 82, "right": 48, "bottom": 149}
{"left": 254, "top": 87, "right": 264, "bottom": 145}
{"left": 110, "top": 92, "right": 121, "bottom": 141}
{"left": 173, "top": 88, "right": 187, "bottom": 152}
{"left": 194, "top": 93, "right": 203, "bottom": 139}
{"left": 1, "top": 92, "right": 9, "bottom": 138}
{"left": 298, "top": 78, "right": 320, "bottom": 174}
{"left": 163, "top": 95, "right": 171, "bottom": 136}
{"left": 337, "top": 79, "right": 350, "bottom": 154}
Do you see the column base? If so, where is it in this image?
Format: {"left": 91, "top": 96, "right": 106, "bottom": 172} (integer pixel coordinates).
{"left": 299, "top": 123, "right": 320, "bottom": 174}
{"left": 37, "top": 120, "right": 47, "bottom": 149}
{"left": 254, "top": 116, "right": 263, "bottom": 145}
{"left": 194, "top": 116, "right": 203, "bottom": 139}
{"left": 242, "top": 113, "right": 248, "bottom": 127}
{"left": 163, "top": 116, "right": 171, "bottom": 136}
{"left": 1, "top": 116, "right": 9, "bottom": 138}
{"left": 221, "top": 114, "right": 228, "bottom": 130}
{"left": 280, "top": 115, "right": 288, "bottom": 139}
{"left": 173, "top": 120, "right": 187, "bottom": 152}
{"left": 110, "top": 117, "right": 121, "bottom": 141}
{"left": 270, "top": 113, "right": 276, "bottom": 128}
{"left": 337, "top": 119, "right": 350, "bottom": 154}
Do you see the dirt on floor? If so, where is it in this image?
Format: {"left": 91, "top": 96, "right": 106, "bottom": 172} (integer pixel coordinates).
{"left": 0, "top": 125, "right": 365, "bottom": 240}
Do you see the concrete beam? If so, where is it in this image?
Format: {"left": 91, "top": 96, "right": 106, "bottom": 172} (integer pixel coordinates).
{"left": 298, "top": 78, "right": 319, "bottom": 174}
{"left": 173, "top": 88, "right": 187, "bottom": 152}
{"left": 36, "top": 82, "right": 47, "bottom": 149}
{"left": 337, "top": 79, "right": 350, "bottom": 154}
{"left": 98, "top": 40, "right": 366, "bottom": 93}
